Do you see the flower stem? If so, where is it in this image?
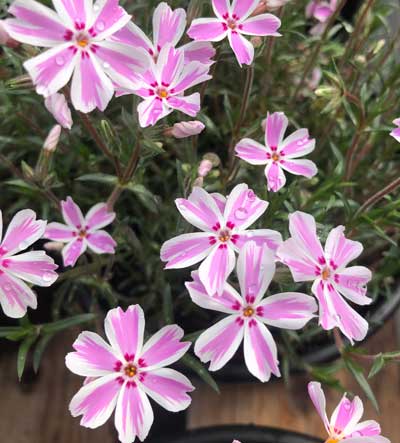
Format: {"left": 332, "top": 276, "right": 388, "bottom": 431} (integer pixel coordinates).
{"left": 291, "top": 0, "right": 347, "bottom": 102}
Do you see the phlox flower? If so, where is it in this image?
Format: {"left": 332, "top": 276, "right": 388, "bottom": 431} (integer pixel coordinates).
{"left": 187, "top": 0, "right": 281, "bottom": 66}
{"left": 278, "top": 211, "right": 372, "bottom": 343}
{"left": 161, "top": 183, "right": 282, "bottom": 296}
{"left": 186, "top": 242, "right": 317, "bottom": 381}
{"left": 390, "top": 118, "right": 400, "bottom": 142}
{"left": 44, "top": 197, "right": 116, "bottom": 267}
{"left": 45, "top": 93, "right": 73, "bottom": 130}
{"left": 308, "top": 382, "right": 390, "bottom": 443}
{"left": 235, "top": 112, "right": 317, "bottom": 192}
{"left": 306, "top": 0, "right": 337, "bottom": 36}
{"left": 66, "top": 305, "right": 193, "bottom": 443}
{"left": 118, "top": 44, "right": 212, "bottom": 128}
{"left": 112, "top": 2, "right": 216, "bottom": 65}
{"left": 0, "top": 209, "right": 58, "bottom": 318}
{"left": 4, "top": 0, "right": 149, "bottom": 112}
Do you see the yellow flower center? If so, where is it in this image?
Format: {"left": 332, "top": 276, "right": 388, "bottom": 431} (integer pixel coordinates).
{"left": 157, "top": 89, "right": 168, "bottom": 99}
{"left": 325, "top": 438, "right": 340, "bottom": 443}
{"left": 77, "top": 38, "right": 89, "bottom": 48}
{"left": 272, "top": 152, "right": 280, "bottom": 162}
{"left": 218, "top": 229, "right": 231, "bottom": 242}
{"left": 78, "top": 229, "right": 87, "bottom": 239}
{"left": 227, "top": 19, "right": 237, "bottom": 29}
{"left": 124, "top": 364, "right": 137, "bottom": 378}
{"left": 321, "top": 267, "right": 331, "bottom": 280}
{"left": 243, "top": 307, "right": 254, "bottom": 317}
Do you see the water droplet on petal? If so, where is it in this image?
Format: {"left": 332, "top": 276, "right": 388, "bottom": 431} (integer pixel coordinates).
{"left": 234, "top": 207, "right": 248, "bottom": 220}
{"left": 43, "top": 272, "right": 54, "bottom": 282}
{"left": 246, "top": 231, "right": 254, "bottom": 238}
{"left": 3, "top": 283, "right": 12, "bottom": 292}
{"left": 247, "top": 190, "right": 256, "bottom": 201}
{"left": 248, "top": 284, "right": 257, "bottom": 295}
{"left": 19, "top": 240, "right": 30, "bottom": 250}
{"left": 103, "top": 62, "right": 110, "bottom": 69}
{"left": 55, "top": 56, "right": 65, "bottom": 66}
{"left": 96, "top": 20, "right": 105, "bottom": 31}
{"left": 93, "top": 4, "right": 100, "bottom": 11}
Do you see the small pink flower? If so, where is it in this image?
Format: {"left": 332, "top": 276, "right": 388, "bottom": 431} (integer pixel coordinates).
{"left": 198, "top": 159, "right": 213, "bottom": 177}
{"left": 44, "top": 197, "right": 116, "bottom": 267}
{"left": 0, "top": 209, "right": 58, "bottom": 318}
{"left": 43, "top": 124, "right": 62, "bottom": 152}
{"left": 112, "top": 2, "right": 216, "bottom": 65}
{"left": 172, "top": 121, "right": 206, "bottom": 139}
{"left": 306, "top": 0, "right": 337, "bottom": 35}
{"left": 161, "top": 183, "right": 282, "bottom": 296}
{"left": 4, "top": 0, "right": 149, "bottom": 113}
{"left": 187, "top": 0, "right": 281, "bottom": 66}
{"left": 45, "top": 93, "right": 73, "bottom": 130}
{"left": 308, "top": 382, "right": 390, "bottom": 443}
{"left": 66, "top": 305, "right": 193, "bottom": 443}
{"left": 125, "top": 45, "right": 211, "bottom": 127}
{"left": 186, "top": 242, "right": 317, "bottom": 381}
{"left": 278, "top": 211, "right": 372, "bottom": 343}
{"left": 390, "top": 118, "right": 400, "bottom": 143}
{"left": 235, "top": 112, "right": 317, "bottom": 192}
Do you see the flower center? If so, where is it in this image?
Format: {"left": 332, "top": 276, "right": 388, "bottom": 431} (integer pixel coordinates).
{"left": 157, "top": 87, "right": 169, "bottom": 99}
{"left": 243, "top": 306, "right": 255, "bottom": 317}
{"left": 325, "top": 439, "right": 340, "bottom": 443}
{"left": 218, "top": 229, "right": 231, "bottom": 243}
{"left": 124, "top": 363, "right": 137, "bottom": 378}
{"left": 75, "top": 32, "right": 90, "bottom": 48}
{"left": 321, "top": 266, "right": 331, "bottom": 280}
{"left": 227, "top": 18, "right": 237, "bottom": 29}
{"left": 271, "top": 152, "right": 280, "bottom": 162}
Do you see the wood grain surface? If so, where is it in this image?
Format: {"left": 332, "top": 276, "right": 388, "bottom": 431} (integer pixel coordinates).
{"left": 0, "top": 314, "right": 399, "bottom": 442}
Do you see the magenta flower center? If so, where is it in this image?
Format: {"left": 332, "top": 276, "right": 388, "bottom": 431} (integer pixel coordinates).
{"left": 222, "top": 13, "right": 243, "bottom": 32}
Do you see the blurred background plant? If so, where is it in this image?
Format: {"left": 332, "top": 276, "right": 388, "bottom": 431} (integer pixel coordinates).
{"left": 0, "top": 0, "right": 399, "bottom": 410}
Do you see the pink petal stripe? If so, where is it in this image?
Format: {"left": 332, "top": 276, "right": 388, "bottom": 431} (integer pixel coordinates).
{"left": 86, "top": 230, "right": 116, "bottom": 254}
{"left": 228, "top": 31, "right": 254, "bottom": 66}
{"left": 212, "top": 0, "right": 230, "bottom": 18}
{"left": 334, "top": 266, "right": 372, "bottom": 306}
{"left": 137, "top": 96, "right": 170, "bottom": 128}
{"left": 45, "top": 222, "right": 75, "bottom": 242}
{"left": 280, "top": 159, "right": 318, "bottom": 178}
{"left": 330, "top": 394, "right": 364, "bottom": 436}
{"left": 167, "top": 94, "right": 201, "bottom": 117}
{"left": 159, "top": 45, "right": 184, "bottom": 87}
{"left": 224, "top": 183, "right": 268, "bottom": 230}
{"left": 52, "top": 0, "right": 91, "bottom": 29}
{"left": 231, "top": 0, "right": 259, "bottom": 20}
{"left": 91, "top": 0, "right": 130, "bottom": 40}
{"left": 182, "top": 41, "right": 216, "bottom": 65}
{"left": 240, "top": 14, "right": 281, "bottom": 36}
{"left": 140, "top": 368, "right": 194, "bottom": 412}
{"left": 194, "top": 315, "right": 244, "bottom": 371}
{"left": 324, "top": 226, "right": 363, "bottom": 270}
{"left": 104, "top": 305, "right": 144, "bottom": 360}
{"left": 62, "top": 238, "right": 87, "bottom": 267}
{"left": 66, "top": 331, "right": 119, "bottom": 377}
{"left": 0, "top": 271, "right": 37, "bottom": 318}
{"left": 234, "top": 229, "right": 282, "bottom": 252}
{"left": 308, "top": 382, "right": 330, "bottom": 432}
{"left": 279, "top": 128, "right": 315, "bottom": 158}
{"left": 153, "top": 3, "right": 186, "bottom": 50}
{"left": 187, "top": 18, "right": 228, "bottom": 42}
{"left": 61, "top": 197, "right": 85, "bottom": 229}
{"left": 235, "top": 138, "right": 269, "bottom": 165}
{"left": 265, "top": 112, "right": 288, "bottom": 149}
{"left": 140, "top": 325, "right": 190, "bottom": 370}
{"left": 243, "top": 319, "right": 280, "bottom": 382}
{"left": 265, "top": 161, "right": 286, "bottom": 192}
{"left": 85, "top": 203, "right": 115, "bottom": 231}
{"left": 171, "top": 62, "right": 211, "bottom": 94}
{"left": 351, "top": 420, "right": 381, "bottom": 437}
{"left": 111, "top": 21, "right": 152, "bottom": 53}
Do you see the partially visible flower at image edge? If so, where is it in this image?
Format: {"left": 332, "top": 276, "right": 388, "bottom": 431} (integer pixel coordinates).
{"left": 235, "top": 111, "right": 317, "bottom": 192}
{"left": 187, "top": 0, "right": 281, "bottom": 66}
{"left": 161, "top": 183, "right": 282, "bottom": 296}
{"left": 0, "top": 209, "right": 58, "bottom": 318}
{"left": 44, "top": 197, "right": 116, "bottom": 267}
{"left": 186, "top": 242, "right": 317, "bottom": 381}
{"left": 390, "top": 118, "right": 400, "bottom": 143}
{"left": 278, "top": 211, "right": 372, "bottom": 343}
{"left": 308, "top": 381, "right": 390, "bottom": 443}
{"left": 66, "top": 304, "right": 193, "bottom": 443}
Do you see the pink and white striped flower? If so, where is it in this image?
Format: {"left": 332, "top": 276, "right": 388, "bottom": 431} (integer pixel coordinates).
{"left": 66, "top": 305, "right": 193, "bottom": 443}
{"left": 161, "top": 183, "right": 282, "bottom": 296}
{"left": 0, "top": 209, "right": 58, "bottom": 318}
{"left": 235, "top": 112, "right": 317, "bottom": 192}
{"left": 4, "top": 0, "right": 149, "bottom": 113}
{"left": 308, "top": 382, "right": 390, "bottom": 443}
{"left": 44, "top": 197, "right": 116, "bottom": 267}
{"left": 126, "top": 44, "right": 212, "bottom": 128}
{"left": 277, "top": 211, "right": 372, "bottom": 343}
{"left": 187, "top": 0, "right": 281, "bottom": 66}
{"left": 186, "top": 242, "right": 317, "bottom": 381}
{"left": 390, "top": 118, "right": 400, "bottom": 143}
{"left": 112, "top": 2, "right": 216, "bottom": 65}
{"left": 45, "top": 93, "right": 73, "bottom": 129}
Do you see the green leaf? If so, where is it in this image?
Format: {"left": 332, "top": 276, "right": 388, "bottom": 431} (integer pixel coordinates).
{"left": 0, "top": 326, "right": 26, "bottom": 338}
{"left": 181, "top": 354, "right": 220, "bottom": 394}
{"left": 33, "top": 334, "right": 54, "bottom": 373}
{"left": 75, "top": 173, "right": 118, "bottom": 185}
{"left": 17, "top": 335, "right": 36, "bottom": 381}
{"left": 368, "top": 354, "right": 385, "bottom": 379}
{"left": 345, "top": 357, "right": 379, "bottom": 412}
{"left": 125, "top": 183, "right": 159, "bottom": 213}
{"left": 41, "top": 313, "right": 96, "bottom": 334}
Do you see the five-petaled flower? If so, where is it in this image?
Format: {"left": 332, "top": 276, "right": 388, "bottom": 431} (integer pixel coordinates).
{"left": 235, "top": 112, "right": 318, "bottom": 192}
{"left": 118, "top": 44, "right": 212, "bottom": 128}
{"left": 0, "top": 209, "right": 58, "bottom": 318}
{"left": 390, "top": 118, "right": 400, "bottom": 143}
{"left": 112, "top": 2, "right": 215, "bottom": 65}
{"left": 186, "top": 242, "right": 317, "bottom": 381}
{"left": 308, "top": 381, "right": 390, "bottom": 443}
{"left": 187, "top": 0, "right": 281, "bottom": 66}
{"left": 66, "top": 305, "right": 193, "bottom": 443}
{"left": 161, "top": 183, "right": 282, "bottom": 296}
{"left": 278, "top": 211, "right": 372, "bottom": 343}
{"left": 44, "top": 197, "right": 116, "bottom": 267}
{"left": 4, "top": 0, "right": 148, "bottom": 112}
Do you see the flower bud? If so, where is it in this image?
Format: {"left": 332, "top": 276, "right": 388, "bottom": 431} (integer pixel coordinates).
{"left": 265, "top": 0, "right": 291, "bottom": 11}
{"left": 198, "top": 159, "right": 213, "bottom": 177}
{"left": 43, "top": 125, "right": 62, "bottom": 153}
{"left": 44, "top": 241, "right": 64, "bottom": 252}
{"left": 171, "top": 121, "right": 205, "bottom": 138}
{"left": 251, "top": 36, "right": 263, "bottom": 48}
{"left": 0, "top": 20, "right": 19, "bottom": 48}
{"left": 203, "top": 152, "right": 221, "bottom": 167}
{"left": 45, "top": 93, "right": 73, "bottom": 130}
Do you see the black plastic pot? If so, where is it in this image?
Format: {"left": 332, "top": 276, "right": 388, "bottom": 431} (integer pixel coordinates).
{"left": 149, "top": 425, "right": 323, "bottom": 443}
{"left": 184, "top": 282, "right": 400, "bottom": 383}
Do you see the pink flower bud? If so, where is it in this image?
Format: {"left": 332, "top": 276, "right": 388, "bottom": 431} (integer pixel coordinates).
{"left": 43, "top": 125, "right": 61, "bottom": 153}
{"left": 171, "top": 121, "right": 205, "bottom": 139}
{"left": 45, "top": 93, "right": 73, "bottom": 130}
{"left": 251, "top": 36, "right": 263, "bottom": 48}
{"left": 198, "top": 159, "right": 213, "bottom": 177}
{"left": 266, "top": 0, "right": 291, "bottom": 11}
{"left": 0, "top": 21, "right": 19, "bottom": 48}
{"left": 44, "top": 241, "right": 64, "bottom": 252}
